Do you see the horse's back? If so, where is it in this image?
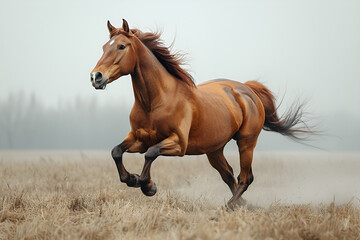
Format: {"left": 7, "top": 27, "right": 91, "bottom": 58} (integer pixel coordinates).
{"left": 197, "top": 79, "right": 263, "bottom": 113}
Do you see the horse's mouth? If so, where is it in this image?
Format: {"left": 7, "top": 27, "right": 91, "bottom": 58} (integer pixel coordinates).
{"left": 93, "top": 79, "right": 108, "bottom": 90}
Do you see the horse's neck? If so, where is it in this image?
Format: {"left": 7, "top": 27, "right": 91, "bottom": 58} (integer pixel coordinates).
{"left": 131, "top": 45, "right": 177, "bottom": 112}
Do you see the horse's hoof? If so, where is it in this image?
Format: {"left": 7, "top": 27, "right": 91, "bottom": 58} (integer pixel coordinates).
{"left": 226, "top": 197, "right": 247, "bottom": 211}
{"left": 226, "top": 201, "right": 235, "bottom": 211}
{"left": 141, "top": 182, "right": 157, "bottom": 196}
{"left": 126, "top": 174, "right": 141, "bottom": 188}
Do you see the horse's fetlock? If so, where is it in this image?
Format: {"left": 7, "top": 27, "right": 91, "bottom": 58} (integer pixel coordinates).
{"left": 139, "top": 176, "right": 149, "bottom": 184}
{"left": 126, "top": 174, "right": 140, "bottom": 187}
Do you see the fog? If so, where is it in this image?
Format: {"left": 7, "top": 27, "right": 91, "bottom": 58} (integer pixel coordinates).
{"left": 0, "top": 92, "right": 359, "bottom": 150}
{"left": 0, "top": 0, "right": 359, "bottom": 150}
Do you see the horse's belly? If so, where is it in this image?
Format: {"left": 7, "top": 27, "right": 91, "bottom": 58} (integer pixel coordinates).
{"left": 186, "top": 132, "right": 236, "bottom": 155}
{"left": 186, "top": 114, "right": 241, "bottom": 155}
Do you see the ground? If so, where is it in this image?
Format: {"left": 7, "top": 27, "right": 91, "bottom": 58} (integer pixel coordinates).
{"left": 0, "top": 151, "right": 359, "bottom": 239}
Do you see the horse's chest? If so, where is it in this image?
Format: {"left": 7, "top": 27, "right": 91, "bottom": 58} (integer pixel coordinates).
{"left": 134, "top": 128, "right": 159, "bottom": 146}
{"left": 130, "top": 107, "right": 178, "bottom": 145}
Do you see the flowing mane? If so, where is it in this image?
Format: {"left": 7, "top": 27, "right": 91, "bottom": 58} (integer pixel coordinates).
{"left": 111, "top": 28, "right": 195, "bottom": 87}
{"left": 133, "top": 29, "right": 195, "bottom": 87}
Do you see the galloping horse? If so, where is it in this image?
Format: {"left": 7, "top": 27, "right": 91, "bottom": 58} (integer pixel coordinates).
{"left": 91, "top": 19, "right": 310, "bottom": 208}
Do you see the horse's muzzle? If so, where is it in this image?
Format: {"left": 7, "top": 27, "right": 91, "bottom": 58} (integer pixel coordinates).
{"left": 90, "top": 72, "right": 108, "bottom": 90}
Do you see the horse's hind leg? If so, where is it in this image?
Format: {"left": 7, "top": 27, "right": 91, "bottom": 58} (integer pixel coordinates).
{"left": 227, "top": 136, "right": 257, "bottom": 209}
{"left": 206, "top": 147, "right": 237, "bottom": 195}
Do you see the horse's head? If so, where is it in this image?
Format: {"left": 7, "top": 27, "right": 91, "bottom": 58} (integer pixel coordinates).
{"left": 91, "top": 19, "right": 137, "bottom": 90}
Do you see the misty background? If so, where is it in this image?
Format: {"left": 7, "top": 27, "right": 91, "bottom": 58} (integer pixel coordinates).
{"left": 0, "top": 0, "right": 359, "bottom": 151}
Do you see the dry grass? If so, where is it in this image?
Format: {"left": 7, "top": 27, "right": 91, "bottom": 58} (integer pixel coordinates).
{"left": 0, "top": 151, "right": 359, "bottom": 240}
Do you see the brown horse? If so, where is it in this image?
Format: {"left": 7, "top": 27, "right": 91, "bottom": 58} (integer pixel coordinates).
{"left": 91, "top": 19, "right": 311, "bottom": 208}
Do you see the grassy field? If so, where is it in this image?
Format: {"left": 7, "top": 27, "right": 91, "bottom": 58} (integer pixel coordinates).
{"left": 0, "top": 151, "right": 359, "bottom": 239}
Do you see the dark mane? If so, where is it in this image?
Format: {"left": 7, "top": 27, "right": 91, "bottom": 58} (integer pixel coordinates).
{"left": 131, "top": 29, "right": 195, "bottom": 87}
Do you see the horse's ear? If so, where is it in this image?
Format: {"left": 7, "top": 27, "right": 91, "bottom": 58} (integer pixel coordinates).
{"left": 122, "top": 19, "right": 130, "bottom": 33}
{"left": 107, "top": 20, "right": 115, "bottom": 34}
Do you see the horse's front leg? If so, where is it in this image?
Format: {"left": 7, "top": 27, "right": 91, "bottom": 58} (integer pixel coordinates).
{"left": 139, "top": 133, "right": 184, "bottom": 196}
{"left": 111, "top": 131, "right": 146, "bottom": 188}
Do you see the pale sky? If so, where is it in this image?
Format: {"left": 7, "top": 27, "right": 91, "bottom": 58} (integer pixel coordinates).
{"left": 1, "top": 0, "right": 359, "bottom": 118}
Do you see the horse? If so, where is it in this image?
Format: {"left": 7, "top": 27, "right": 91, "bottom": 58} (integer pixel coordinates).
{"left": 90, "top": 19, "right": 311, "bottom": 208}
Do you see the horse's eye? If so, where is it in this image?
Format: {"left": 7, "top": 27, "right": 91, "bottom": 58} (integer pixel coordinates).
{"left": 118, "top": 45, "right": 126, "bottom": 50}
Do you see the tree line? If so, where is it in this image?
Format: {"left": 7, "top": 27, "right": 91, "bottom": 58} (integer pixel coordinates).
{"left": 0, "top": 92, "right": 130, "bottom": 149}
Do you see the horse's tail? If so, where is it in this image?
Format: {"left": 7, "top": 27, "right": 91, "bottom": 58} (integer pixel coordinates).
{"left": 245, "top": 80, "right": 313, "bottom": 140}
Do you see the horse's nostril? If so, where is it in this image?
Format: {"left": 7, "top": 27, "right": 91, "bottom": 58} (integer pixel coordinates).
{"left": 95, "top": 72, "right": 103, "bottom": 83}
{"left": 90, "top": 72, "right": 103, "bottom": 83}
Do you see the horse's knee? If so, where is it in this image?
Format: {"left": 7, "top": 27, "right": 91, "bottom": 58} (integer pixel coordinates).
{"left": 111, "top": 145, "right": 123, "bottom": 160}
{"left": 145, "top": 145, "right": 160, "bottom": 161}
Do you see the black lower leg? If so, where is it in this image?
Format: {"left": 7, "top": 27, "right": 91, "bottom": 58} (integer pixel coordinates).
{"left": 227, "top": 183, "right": 248, "bottom": 210}
{"left": 206, "top": 149, "right": 237, "bottom": 195}
{"left": 111, "top": 144, "right": 140, "bottom": 187}
{"left": 139, "top": 145, "right": 160, "bottom": 196}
